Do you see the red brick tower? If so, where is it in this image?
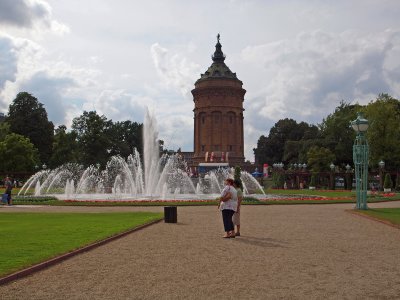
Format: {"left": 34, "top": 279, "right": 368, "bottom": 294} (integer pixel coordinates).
{"left": 192, "top": 34, "right": 246, "bottom": 166}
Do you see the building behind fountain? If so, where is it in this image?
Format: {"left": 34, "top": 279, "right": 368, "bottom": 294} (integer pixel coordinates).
{"left": 189, "top": 34, "right": 248, "bottom": 174}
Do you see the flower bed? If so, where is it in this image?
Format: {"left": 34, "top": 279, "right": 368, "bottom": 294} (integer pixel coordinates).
{"left": 63, "top": 199, "right": 216, "bottom": 203}
{"left": 259, "top": 196, "right": 353, "bottom": 201}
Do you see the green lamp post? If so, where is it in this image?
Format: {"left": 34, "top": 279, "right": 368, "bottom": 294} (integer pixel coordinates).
{"left": 330, "top": 162, "right": 335, "bottom": 190}
{"left": 378, "top": 160, "right": 385, "bottom": 191}
{"left": 351, "top": 112, "right": 369, "bottom": 210}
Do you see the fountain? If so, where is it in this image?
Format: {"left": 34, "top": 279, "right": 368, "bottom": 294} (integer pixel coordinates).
{"left": 18, "top": 109, "right": 266, "bottom": 201}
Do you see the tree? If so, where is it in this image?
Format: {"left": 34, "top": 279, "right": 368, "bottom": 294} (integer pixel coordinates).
{"left": 0, "top": 122, "right": 10, "bottom": 141}
{"left": 309, "top": 173, "right": 316, "bottom": 188}
{"left": 307, "top": 146, "right": 335, "bottom": 172}
{"left": 254, "top": 135, "right": 269, "bottom": 164}
{"left": 395, "top": 174, "right": 400, "bottom": 191}
{"left": 6, "top": 92, "right": 54, "bottom": 163}
{"left": 49, "top": 125, "right": 79, "bottom": 168}
{"left": 383, "top": 173, "right": 393, "bottom": 190}
{"left": 234, "top": 166, "right": 243, "bottom": 190}
{"left": 254, "top": 118, "right": 319, "bottom": 165}
{"left": 319, "top": 101, "right": 361, "bottom": 166}
{"left": 364, "top": 94, "right": 400, "bottom": 170}
{"left": 107, "top": 121, "right": 142, "bottom": 158}
{"left": 72, "top": 111, "right": 113, "bottom": 167}
{"left": 272, "top": 171, "right": 285, "bottom": 189}
{"left": 0, "top": 133, "right": 39, "bottom": 172}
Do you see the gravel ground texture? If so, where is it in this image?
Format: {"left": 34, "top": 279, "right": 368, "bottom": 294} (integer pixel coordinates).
{"left": 1, "top": 202, "right": 400, "bottom": 300}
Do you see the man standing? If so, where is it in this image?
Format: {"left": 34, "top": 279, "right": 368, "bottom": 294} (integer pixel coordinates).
{"left": 4, "top": 176, "right": 13, "bottom": 205}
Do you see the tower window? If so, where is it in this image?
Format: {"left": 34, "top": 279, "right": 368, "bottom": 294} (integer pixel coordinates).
{"left": 229, "top": 116, "right": 233, "bottom": 123}
{"left": 201, "top": 145, "right": 205, "bottom": 151}
{"left": 202, "top": 117, "right": 205, "bottom": 124}
{"left": 229, "top": 145, "right": 233, "bottom": 151}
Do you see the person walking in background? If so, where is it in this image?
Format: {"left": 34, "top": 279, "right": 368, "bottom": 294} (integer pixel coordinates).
{"left": 218, "top": 178, "right": 238, "bottom": 238}
{"left": 4, "top": 176, "right": 13, "bottom": 205}
{"left": 233, "top": 179, "right": 243, "bottom": 236}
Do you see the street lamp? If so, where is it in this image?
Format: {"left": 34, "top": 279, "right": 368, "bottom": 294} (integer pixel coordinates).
{"left": 351, "top": 112, "right": 369, "bottom": 210}
{"left": 345, "top": 164, "right": 351, "bottom": 190}
{"left": 379, "top": 160, "right": 385, "bottom": 191}
{"left": 330, "top": 163, "right": 335, "bottom": 190}
{"left": 379, "top": 160, "right": 385, "bottom": 169}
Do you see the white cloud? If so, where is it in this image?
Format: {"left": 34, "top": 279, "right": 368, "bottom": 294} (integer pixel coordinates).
{"left": 0, "top": 35, "right": 18, "bottom": 90}
{"left": 150, "top": 43, "right": 201, "bottom": 98}
{"left": 86, "top": 89, "right": 150, "bottom": 124}
{"left": 240, "top": 29, "right": 400, "bottom": 160}
{"left": 0, "top": 32, "right": 44, "bottom": 110}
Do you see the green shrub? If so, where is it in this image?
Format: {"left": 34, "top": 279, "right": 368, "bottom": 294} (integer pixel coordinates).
{"left": 383, "top": 173, "right": 393, "bottom": 189}
{"left": 309, "top": 174, "right": 316, "bottom": 187}
{"left": 234, "top": 166, "right": 243, "bottom": 190}
{"left": 272, "top": 172, "right": 285, "bottom": 188}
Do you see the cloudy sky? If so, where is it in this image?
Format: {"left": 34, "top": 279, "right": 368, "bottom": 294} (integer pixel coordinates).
{"left": 1, "top": 0, "right": 400, "bottom": 161}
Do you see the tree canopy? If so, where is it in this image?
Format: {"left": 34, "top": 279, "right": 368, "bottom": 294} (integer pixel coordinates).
{"left": 71, "top": 111, "right": 143, "bottom": 168}
{"left": 253, "top": 94, "right": 400, "bottom": 172}
{"left": 49, "top": 125, "right": 79, "bottom": 168}
{"left": 6, "top": 92, "right": 54, "bottom": 164}
{"left": 0, "top": 133, "right": 39, "bottom": 172}
{"left": 319, "top": 101, "right": 361, "bottom": 166}
{"left": 364, "top": 94, "right": 400, "bottom": 169}
{"left": 254, "top": 118, "right": 318, "bottom": 165}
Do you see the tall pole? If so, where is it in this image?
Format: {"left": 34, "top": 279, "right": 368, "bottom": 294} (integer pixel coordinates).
{"left": 379, "top": 160, "right": 385, "bottom": 191}
{"left": 352, "top": 113, "right": 369, "bottom": 210}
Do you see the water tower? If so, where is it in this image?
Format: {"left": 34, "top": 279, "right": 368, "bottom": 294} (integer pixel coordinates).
{"left": 192, "top": 34, "right": 246, "bottom": 168}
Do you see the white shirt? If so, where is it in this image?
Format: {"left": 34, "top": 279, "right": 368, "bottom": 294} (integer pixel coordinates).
{"left": 219, "top": 185, "right": 238, "bottom": 211}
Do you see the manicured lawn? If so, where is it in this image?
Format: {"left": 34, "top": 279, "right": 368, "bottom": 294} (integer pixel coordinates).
{"left": 360, "top": 208, "right": 400, "bottom": 226}
{"left": 265, "top": 188, "right": 353, "bottom": 197}
{"left": 9, "top": 188, "right": 400, "bottom": 206}
{"left": 0, "top": 212, "right": 163, "bottom": 277}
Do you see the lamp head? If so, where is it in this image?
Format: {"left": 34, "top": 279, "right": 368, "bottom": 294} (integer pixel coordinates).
{"left": 379, "top": 160, "right": 385, "bottom": 168}
{"left": 351, "top": 112, "right": 369, "bottom": 133}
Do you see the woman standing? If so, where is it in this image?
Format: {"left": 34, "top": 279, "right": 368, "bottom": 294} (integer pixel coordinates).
{"left": 233, "top": 179, "right": 243, "bottom": 236}
{"left": 218, "top": 178, "right": 238, "bottom": 238}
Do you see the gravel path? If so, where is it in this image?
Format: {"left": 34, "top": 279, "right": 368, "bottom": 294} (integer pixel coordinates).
{"left": 1, "top": 202, "right": 400, "bottom": 299}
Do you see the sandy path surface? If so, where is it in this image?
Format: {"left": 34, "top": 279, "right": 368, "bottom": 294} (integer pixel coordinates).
{"left": 1, "top": 202, "right": 400, "bottom": 299}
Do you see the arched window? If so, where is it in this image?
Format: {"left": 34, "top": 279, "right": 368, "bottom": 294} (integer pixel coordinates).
{"left": 227, "top": 111, "right": 235, "bottom": 124}
{"left": 199, "top": 112, "right": 206, "bottom": 124}
{"left": 212, "top": 111, "right": 222, "bottom": 124}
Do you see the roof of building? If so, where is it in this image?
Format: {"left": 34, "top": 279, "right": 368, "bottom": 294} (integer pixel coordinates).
{"left": 196, "top": 34, "right": 239, "bottom": 83}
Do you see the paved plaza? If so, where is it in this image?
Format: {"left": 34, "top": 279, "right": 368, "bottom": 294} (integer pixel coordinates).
{"left": 1, "top": 202, "right": 400, "bottom": 299}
